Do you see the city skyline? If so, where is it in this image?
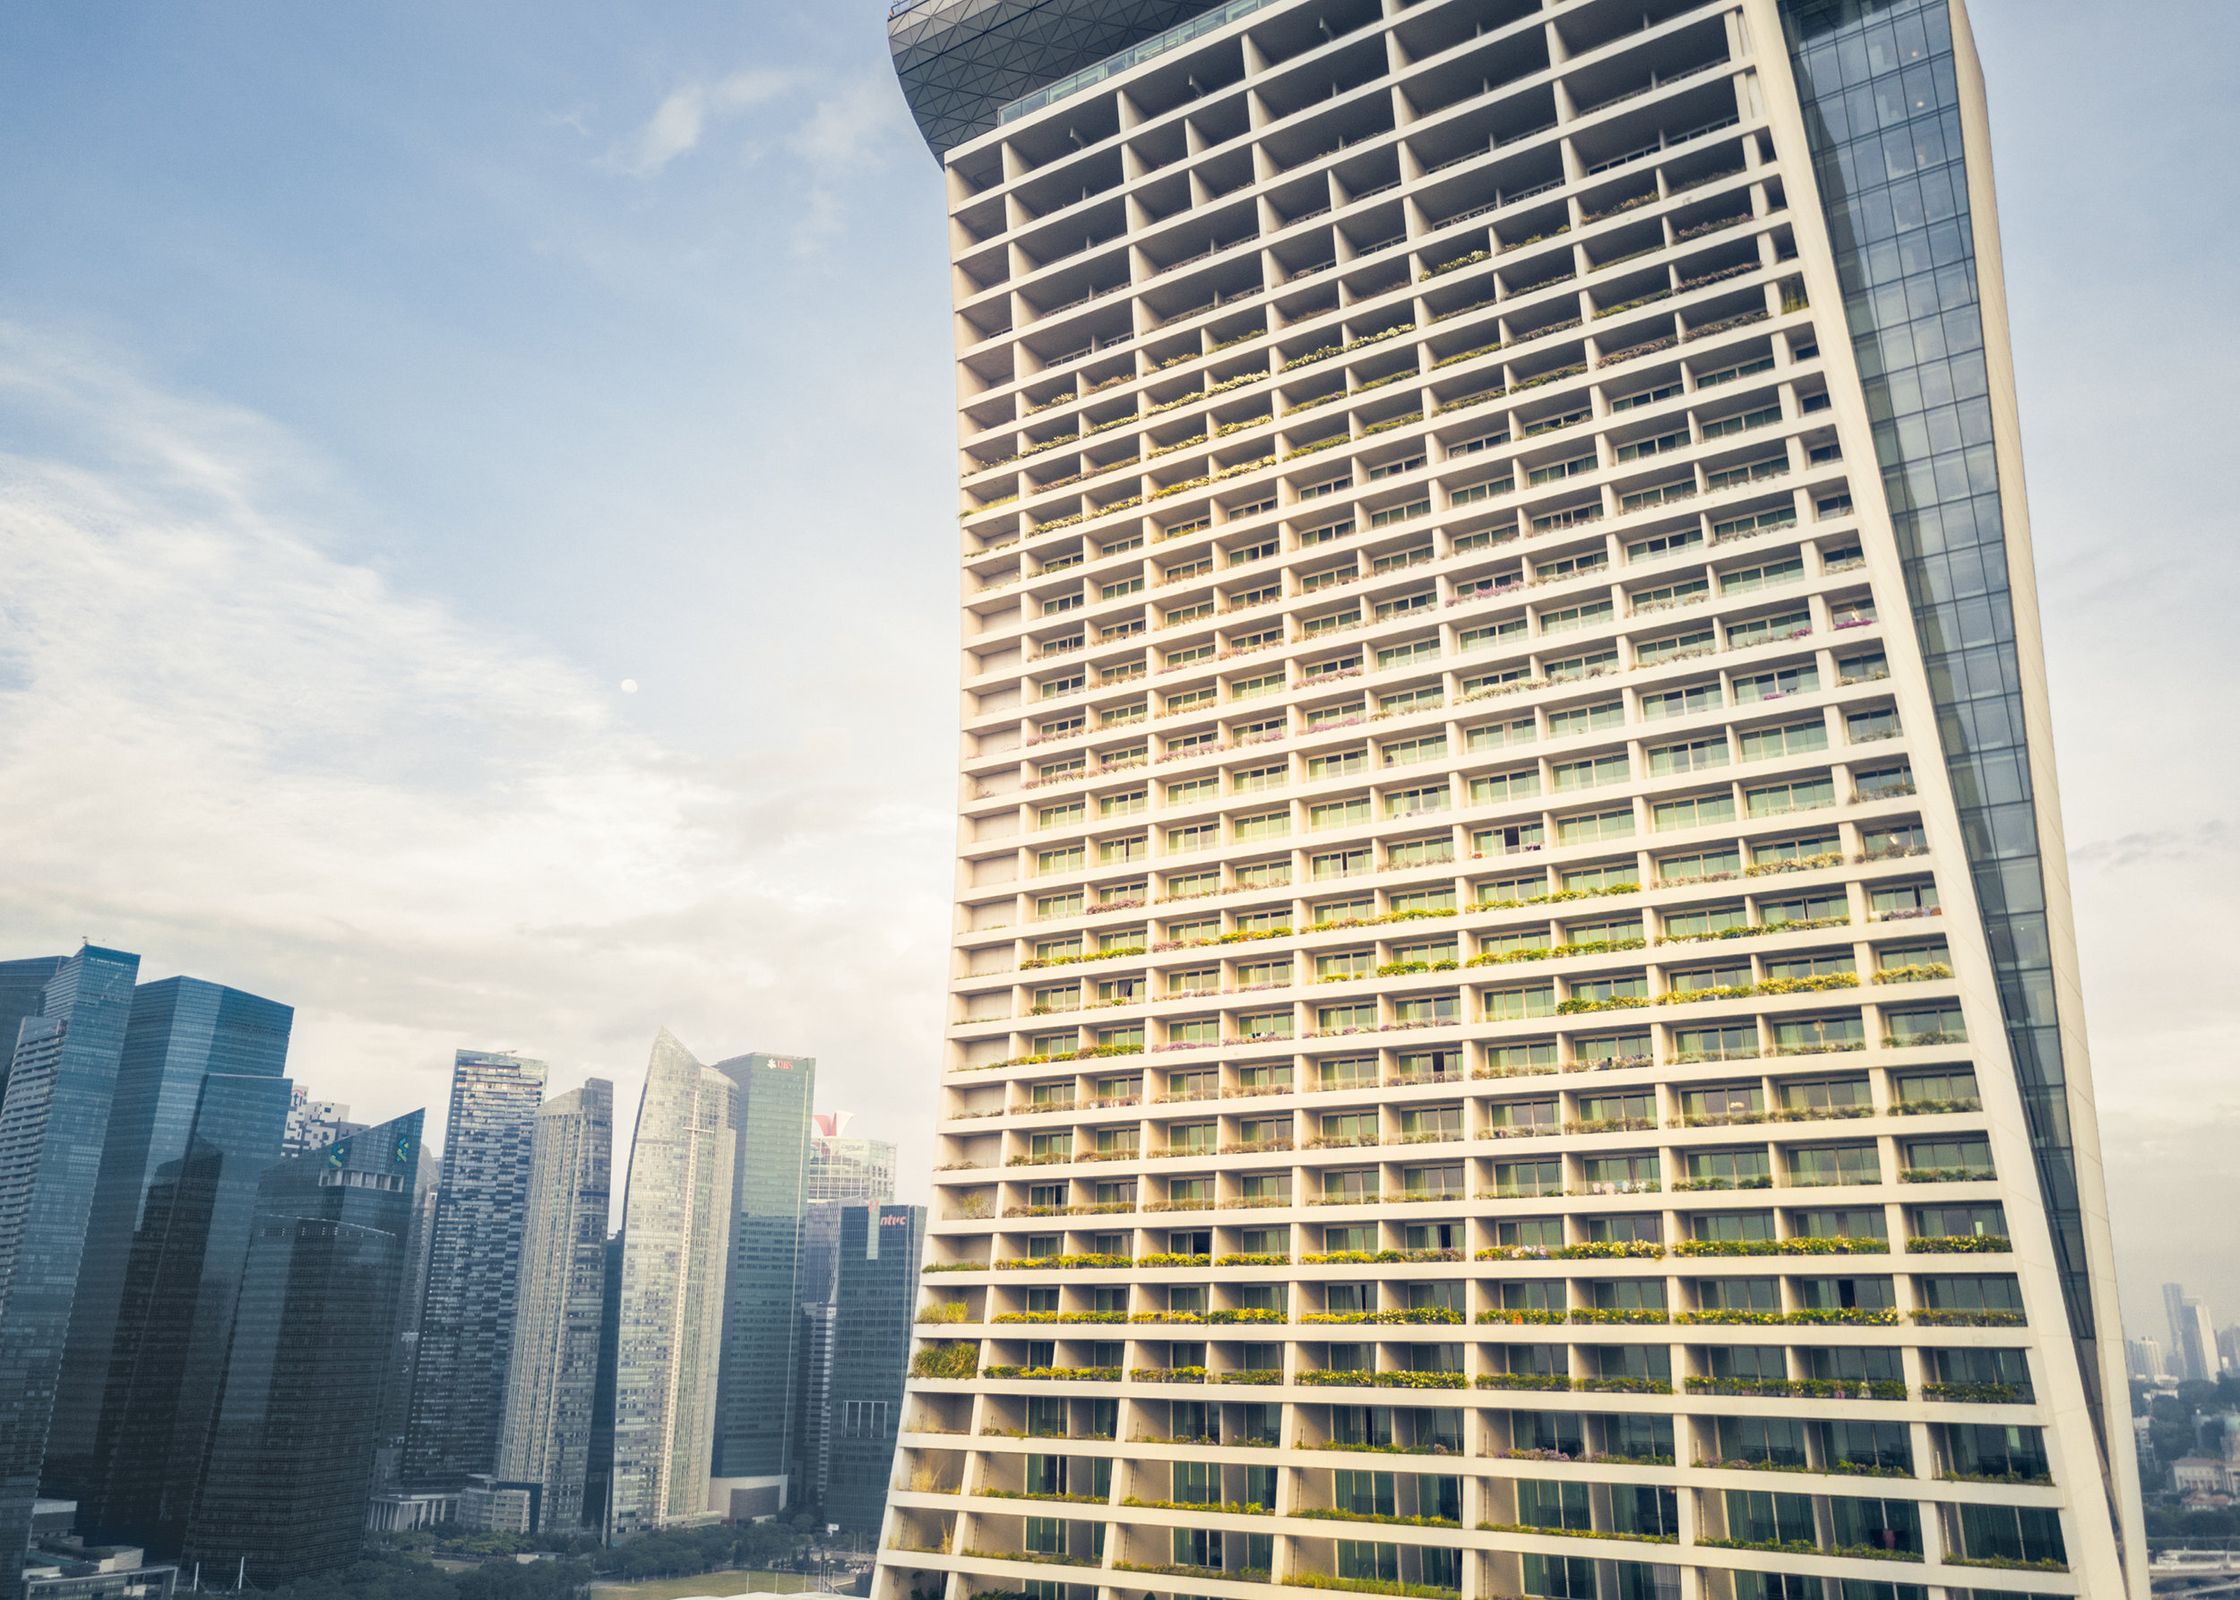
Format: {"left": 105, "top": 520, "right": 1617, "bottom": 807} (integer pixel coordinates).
{"left": 0, "top": 0, "right": 2231, "bottom": 1341}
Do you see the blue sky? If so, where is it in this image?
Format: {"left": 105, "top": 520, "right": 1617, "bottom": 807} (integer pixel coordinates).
{"left": 0, "top": 1, "right": 2234, "bottom": 1335}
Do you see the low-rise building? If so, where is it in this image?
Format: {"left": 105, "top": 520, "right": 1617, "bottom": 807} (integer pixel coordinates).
{"left": 457, "top": 1477, "right": 541, "bottom": 1537}
{"left": 366, "top": 1490, "right": 458, "bottom": 1535}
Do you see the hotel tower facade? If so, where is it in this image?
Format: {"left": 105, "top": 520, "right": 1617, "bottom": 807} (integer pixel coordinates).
{"left": 882, "top": 1, "right": 2142, "bottom": 1597}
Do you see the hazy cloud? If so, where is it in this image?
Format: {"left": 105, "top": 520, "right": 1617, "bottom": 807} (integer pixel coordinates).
{"left": 2071, "top": 820, "right": 2232, "bottom": 870}
{"left": 608, "top": 67, "right": 789, "bottom": 178}
{"left": 0, "top": 325, "right": 951, "bottom": 1180}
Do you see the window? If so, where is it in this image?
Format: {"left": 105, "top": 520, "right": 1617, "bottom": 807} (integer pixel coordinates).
{"left": 1720, "top": 555, "right": 1806, "bottom": 594}
{"left": 1846, "top": 706, "right": 1900, "bottom": 743}
{"left": 1780, "top": 1077, "right": 1871, "bottom": 1115}
{"left": 1752, "top": 832, "right": 1840, "bottom": 869}
{"left": 1308, "top": 747, "right": 1368, "bottom": 780}
{"left": 1673, "top": 1023, "right": 1758, "bottom": 1062}
{"left": 1733, "top": 663, "right": 1820, "bottom": 703}
{"left": 1771, "top": 1013, "right": 1865, "bottom": 1054}
{"left": 1311, "top": 847, "right": 1371, "bottom": 881}
{"left": 1317, "top": 950, "right": 1372, "bottom": 982}
{"left": 1468, "top": 768, "right": 1540, "bottom": 805}
{"left": 1788, "top": 1144, "right": 1880, "bottom": 1187}
{"left": 1636, "top": 626, "right": 1717, "bottom": 666}
{"left": 1739, "top": 720, "right": 1830, "bottom": 761}
{"left": 1555, "top": 808, "right": 1633, "bottom": 844}
{"left": 1653, "top": 792, "right": 1737, "bottom": 832}
{"left": 1311, "top": 796, "right": 1371, "bottom": 830}
{"left": 1641, "top": 680, "right": 1723, "bottom": 721}
{"left": 1484, "top": 985, "right": 1555, "bottom": 1021}
{"left": 1871, "top": 881, "right": 1941, "bottom": 920}
{"left": 1166, "top": 776, "right": 1217, "bottom": 805}
{"left": 1386, "top": 836, "right": 1455, "bottom": 869}
{"left": 1378, "top": 684, "right": 1443, "bottom": 715}
{"left": 1886, "top": 1006, "right": 1966, "bottom": 1047}
{"left": 1457, "top": 617, "right": 1526, "bottom": 652}
{"left": 1659, "top": 847, "right": 1740, "bottom": 884}
{"left": 1167, "top": 822, "right": 1217, "bottom": 852}
{"left": 1550, "top": 752, "right": 1629, "bottom": 791}
{"left": 1234, "top": 811, "right": 1289, "bottom": 842}
{"left": 1746, "top": 775, "right": 1835, "bottom": 817}
{"left": 1465, "top": 716, "right": 1536, "bottom": 752}
{"left": 1648, "top": 736, "right": 1729, "bottom": 775}
{"left": 1381, "top": 733, "right": 1447, "bottom": 767}
{"left": 1386, "top": 784, "right": 1450, "bottom": 818}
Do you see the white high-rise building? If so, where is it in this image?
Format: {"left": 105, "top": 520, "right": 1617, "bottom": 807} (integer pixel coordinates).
{"left": 497, "top": 1078, "right": 614, "bottom": 1532}
{"left": 2163, "top": 1282, "right": 2218, "bottom": 1385}
{"left": 606, "top": 1032, "right": 737, "bottom": 1539}
{"left": 879, "top": 0, "right": 2143, "bottom": 1597}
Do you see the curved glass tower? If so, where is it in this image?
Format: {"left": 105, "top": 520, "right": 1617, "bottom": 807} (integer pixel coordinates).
{"left": 880, "top": 1, "right": 2144, "bottom": 1597}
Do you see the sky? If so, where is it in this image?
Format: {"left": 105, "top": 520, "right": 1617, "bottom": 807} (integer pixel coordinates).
{"left": 0, "top": 0, "right": 2233, "bottom": 1341}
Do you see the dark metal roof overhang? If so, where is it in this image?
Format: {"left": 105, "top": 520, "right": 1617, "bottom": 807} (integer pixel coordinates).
{"left": 888, "top": 0, "right": 1229, "bottom": 160}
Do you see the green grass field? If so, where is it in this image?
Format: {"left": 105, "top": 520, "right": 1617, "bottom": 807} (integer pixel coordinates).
{"left": 590, "top": 1570, "right": 812, "bottom": 1600}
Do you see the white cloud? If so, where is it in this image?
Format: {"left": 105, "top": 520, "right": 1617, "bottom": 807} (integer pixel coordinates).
{"left": 0, "top": 325, "right": 952, "bottom": 1189}
{"left": 608, "top": 68, "right": 789, "bottom": 178}
{"left": 601, "top": 66, "right": 909, "bottom": 254}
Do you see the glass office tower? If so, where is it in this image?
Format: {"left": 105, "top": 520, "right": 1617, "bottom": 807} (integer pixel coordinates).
{"left": 496, "top": 1078, "right": 614, "bottom": 1532}
{"left": 48, "top": 978, "right": 294, "bottom": 1528}
{"left": 880, "top": 1, "right": 2143, "bottom": 1596}
{"left": 607, "top": 1032, "right": 739, "bottom": 1539}
{"left": 183, "top": 1112, "right": 427, "bottom": 1588}
{"left": 402, "top": 1049, "right": 548, "bottom": 1490}
{"left": 710, "top": 1052, "right": 816, "bottom": 1492}
{"left": 0, "top": 947, "right": 141, "bottom": 1600}
{"left": 827, "top": 1204, "right": 928, "bottom": 1536}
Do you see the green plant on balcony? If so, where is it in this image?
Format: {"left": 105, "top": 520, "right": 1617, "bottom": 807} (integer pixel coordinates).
{"left": 911, "top": 1341, "right": 978, "bottom": 1379}
{"left": 1291, "top": 1575, "right": 1457, "bottom": 1599}
{"left": 1913, "top": 1308, "right": 2025, "bottom": 1327}
{"left": 1908, "top": 1234, "right": 2010, "bottom": 1254}
{"left": 978, "top": 1364, "right": 1122, "bottom": 1382}
{"left": 1923, "top": 1380, "right": 2026, "bottom": 1404}
{"left": 1873, "top": 962, "right": 1955, "bottom": 984}
{"left": 917, "top": 1302, "right": 970, "bottom": 1324}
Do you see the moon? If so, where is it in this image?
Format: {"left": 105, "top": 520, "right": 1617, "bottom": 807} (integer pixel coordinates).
{"left": 619, "top": 678, "right": 639, "bottom": 695}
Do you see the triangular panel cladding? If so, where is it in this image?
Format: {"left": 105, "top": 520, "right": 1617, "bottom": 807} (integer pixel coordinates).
{"left": 889, "top": 0, "right": 1228, "bottom": 158}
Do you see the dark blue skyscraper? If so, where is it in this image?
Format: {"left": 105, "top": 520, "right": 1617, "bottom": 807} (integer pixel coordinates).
{"left": 46, "top": 979, "right": 294, "bottom": 1519}
{"left": 0, "top": 946, "right": 142, "bottom": 1600}
{"left": 184, "top": 1112, "right": 427, "bottom": 1588}
{"left": 0, "top": 959, "right": 64, "bottom": 1110}
{"left": 823, "top": 1204, "right": 924, "bottom": 1534}
{"left": 402, "top": 1050, "right": 546, "bottom": 1489}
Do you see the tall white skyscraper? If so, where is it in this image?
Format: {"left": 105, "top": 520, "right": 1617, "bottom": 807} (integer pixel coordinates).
{"left": 880, "top": 0, "right": 2143, "bottom": 1597}
{"left": 497, "top": 1078, "right": 614, "bottom": 1532}
{"left": 606, "top": 1032, "right": 737, "bottom": 1539}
